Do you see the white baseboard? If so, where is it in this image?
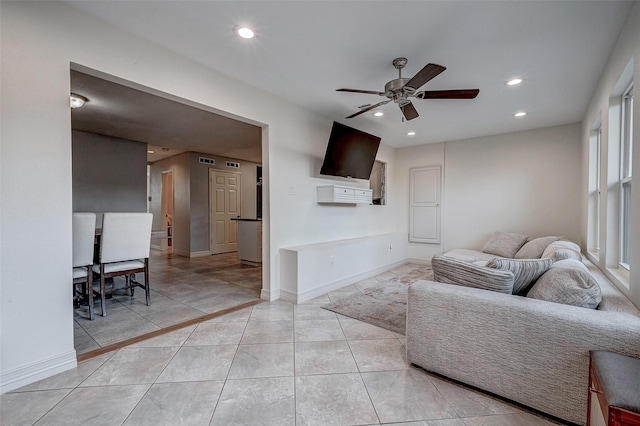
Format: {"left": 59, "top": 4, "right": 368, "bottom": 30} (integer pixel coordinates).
{"left": 279, "top": 289, "right": 297, "bottom": 303}
{"left": 407, "top": 257, "right": 432, "bottom": 266}
{"left": 189, "top": 250, "right": 212, "bottom": 258}
{"left": 171, "top": 248, "right": 190, "bottom": 257}
{"left": 294, "top": 259, "right": 409, "bottom": 303}
{"left": 1, "top": 350, "right": 77, "bottom": 394}
{"left": 261, "top": 288, "right": 280, "bottom": 301}
{"left": 170, "top": 249, "right": 212, "bottom": 258}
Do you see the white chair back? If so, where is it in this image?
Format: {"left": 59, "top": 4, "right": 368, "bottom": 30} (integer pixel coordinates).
{"left": 73, "top": 213, "right": 96, "bottom": 268}
{"left": 100, "top": 213, "right": 153, "bottom": 264}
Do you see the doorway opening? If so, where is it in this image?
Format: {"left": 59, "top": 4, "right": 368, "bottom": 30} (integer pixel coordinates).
{"left": 70, "top": 64, "right": 269, "bottom": 358}
{"left": 161, "top": 170, "right": 174, "bottom": 253}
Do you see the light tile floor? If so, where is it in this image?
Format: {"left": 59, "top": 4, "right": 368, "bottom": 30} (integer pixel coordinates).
{"left": 3, "top": 264, "right": 567, "bottom": 425}
{"left": 74, "top": 251, "right": 262, "bottom": 355}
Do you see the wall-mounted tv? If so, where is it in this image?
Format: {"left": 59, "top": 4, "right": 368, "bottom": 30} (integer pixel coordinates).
{"left": 320, "top": 122, "right": 381, "bottom": 180}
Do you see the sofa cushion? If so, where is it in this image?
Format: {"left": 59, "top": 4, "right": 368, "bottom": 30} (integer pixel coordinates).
{"left": 482, "top": 231, "right": 528, "bottom": 258}
{"left": 432, "top": 255, "right": 515, "bottom": 294}
{"left": 514, "top": 236, "right": 559, "bottom": 259}
{"left": 442, "top": 249, "right": 504, "bottom": 263}
{"left": 541, "top": 240, "right": 582, "bottom": 262}
{"left": 526, "top": 261, "right": 602, "bottom": 309}
{"left": 486, "top": 258, "right": 553, "bottom": 294}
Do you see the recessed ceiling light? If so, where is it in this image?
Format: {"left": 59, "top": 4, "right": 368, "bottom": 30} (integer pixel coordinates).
{"left": 147, "top": 150, "right": 155, "bottom": 154}
{"left": 233, "top": 25, "right": 255, "bottom": 39}
{"left": 407, "top": 131, "right": 416, "bottom": 136}
{"left": 373, "top": 111, "right": 384, "bottom": 117}
{"left": 514, "top": 111, "right": 527, "bottom": 117}
{"left": 70, "top": 93, "right": 87, "bottom": 108}
{"left": 507, "top": 78, "right": 523, "bottom": 86}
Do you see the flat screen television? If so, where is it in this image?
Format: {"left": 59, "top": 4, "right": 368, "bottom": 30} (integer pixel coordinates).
{"left": 320, "top": 122, "right": 381, "bottom": 180}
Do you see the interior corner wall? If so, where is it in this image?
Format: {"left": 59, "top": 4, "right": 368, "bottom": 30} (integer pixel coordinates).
{"left": 397, "top": 123, "right": 582, "bottom": 260}
{"left": 580, "top": 2, "right": 640, "bottom": 308}
{"left": 72, "top": 130, "right": 147, "bottom": 213}
{"left": 149, "top": 153, "right": 191, "bottom": 257}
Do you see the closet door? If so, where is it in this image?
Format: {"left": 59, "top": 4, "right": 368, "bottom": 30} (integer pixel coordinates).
{"left": 409, "top": 166, "right": 441, "bottom": 244}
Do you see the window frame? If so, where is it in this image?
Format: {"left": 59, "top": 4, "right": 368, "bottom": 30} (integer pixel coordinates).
{"left": 619, "top": 83, "right": 633, "bottom": 269}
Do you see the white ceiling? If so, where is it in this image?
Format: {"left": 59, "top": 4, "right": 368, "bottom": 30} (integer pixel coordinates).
{"left": 66, "top": 0, "right": 632, "bottom": 151}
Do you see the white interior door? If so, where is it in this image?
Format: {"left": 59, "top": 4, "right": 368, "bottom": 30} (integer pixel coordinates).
{"left": 410, "top": 166, "right": 442, "bottom": 244}
{"left": 209, "top": 170, "right": 241, "bottom": 254}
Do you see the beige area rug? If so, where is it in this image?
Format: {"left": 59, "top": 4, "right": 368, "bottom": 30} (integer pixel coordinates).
{"left": 322, "top": 264, "right": 433, "bottom": 335}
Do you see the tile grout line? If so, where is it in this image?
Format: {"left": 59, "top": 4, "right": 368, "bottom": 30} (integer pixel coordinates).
{"left": 209, "top": 302, "right": 255, "bottom": 424}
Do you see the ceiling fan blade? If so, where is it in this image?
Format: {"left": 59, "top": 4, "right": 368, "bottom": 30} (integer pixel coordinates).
{"left": 417, "top": 89, "right": 480, "bottom": 99}
{"left": 400, "top": 102, "right": 419, "bottom": 121}
{"left": 404, "top": 63, "right": 446, "bottom": 91}
{"left": 345, "top": 100, "right": 391, "bottom": 119}
{"left": 337, "top": 88, "right": 386, "bottom": 96}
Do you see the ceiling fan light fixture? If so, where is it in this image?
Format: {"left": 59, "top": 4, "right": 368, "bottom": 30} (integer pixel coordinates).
{"left": 507, "top": 78, "right": 523, "bottom": 86}
{"left": 70, "top": 93, "right": 88, "bottom": 108}
{"left": 233, "top": 25, "right": 255, "bottom": 39}
{"left": 514, "top": 111, "right": 527, "bottom": 117}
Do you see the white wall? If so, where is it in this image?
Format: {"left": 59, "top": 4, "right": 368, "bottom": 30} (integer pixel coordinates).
{"left": 580, "top": 2, "right": 640, "bottom": 308}
{"left": 397, "top": 124, "right": 583, "bottom": 260}
{"left": 395, "top": 143, "right": 446, "bottom": 261}
{"left": 0, "top": 1, "right": 402, "bottom": 391}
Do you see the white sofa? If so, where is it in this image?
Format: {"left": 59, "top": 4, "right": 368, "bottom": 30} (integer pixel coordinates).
{"left": 406, "top": 247, "right": 640, "bottom": 425}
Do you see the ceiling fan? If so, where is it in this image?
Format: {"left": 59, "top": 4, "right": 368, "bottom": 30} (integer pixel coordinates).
{"left": 337, "top": 57, "right": 479, "bottom": 121}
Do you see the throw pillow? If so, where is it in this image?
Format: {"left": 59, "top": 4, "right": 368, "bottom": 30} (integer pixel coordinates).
{"left": 514, "top": 236, "right": 559, "bottom": 259}
{"left": 482, "top": 231, "right": 528, "bottom": 258}
{"left": 541, "top": 240, "right": 582, "bottom": 262}
{"left": 526, "top": 265, "right": 602, "bottom": 309}
{"left": 431, "top": 255, "right": 515, "bottom": 294}
{"left": 486, "top": 258, "right": 553, "bottom": 295}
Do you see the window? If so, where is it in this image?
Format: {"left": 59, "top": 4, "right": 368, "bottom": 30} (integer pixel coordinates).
{"left": 588, "top": 123, "right": 602, "bottom": 254}
{"left": 620, "top": 83, "right": 633, "bottom": 268}
{"left": 587, "top": 120, "right": 603, "bottom": 256}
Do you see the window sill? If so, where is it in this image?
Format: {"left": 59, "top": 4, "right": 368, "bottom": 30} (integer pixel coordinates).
{"left": 606, "top": 266, "right": 630, "bottom": 289}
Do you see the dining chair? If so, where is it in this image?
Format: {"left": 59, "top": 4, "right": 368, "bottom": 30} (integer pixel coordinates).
{"left": 93, "top": 212, "right": 153, "bottom": 316}
{"left": 73, "top": 212, "right": 97, "bottom": 320}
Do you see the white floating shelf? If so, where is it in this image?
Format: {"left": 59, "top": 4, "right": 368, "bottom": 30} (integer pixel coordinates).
{"left": 317, "top": 185, "right": 372, "bottom": 205}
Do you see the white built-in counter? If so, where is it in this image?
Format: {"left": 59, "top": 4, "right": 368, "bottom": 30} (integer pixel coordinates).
{"left": 233, "top": 218, "right": 262, "bottom": 266}
{"left": 280, "top": 233, "right": 408, "bottom": 303}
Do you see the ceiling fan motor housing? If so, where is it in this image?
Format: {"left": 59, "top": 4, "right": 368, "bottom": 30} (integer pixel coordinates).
{"left": 385, "top": 78, "right": 412, "bottom": 101}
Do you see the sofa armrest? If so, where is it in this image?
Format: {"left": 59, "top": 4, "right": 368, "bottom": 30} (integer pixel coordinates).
{"left": 406, "top": 280, "right": 640, "bottom": 425}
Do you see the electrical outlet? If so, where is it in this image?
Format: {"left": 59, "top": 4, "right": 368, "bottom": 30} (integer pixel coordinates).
{"left": 329, "top": 255, "right": 335, "bottom": 265}
{"left": 389, "top": 243, "right": 393, "bottom": 250}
